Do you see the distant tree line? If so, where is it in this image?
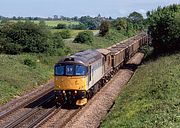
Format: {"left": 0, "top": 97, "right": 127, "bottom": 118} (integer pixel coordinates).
{"left": 54, "top": 15, "right": 109, "bottom": 30}
{"left": 55, "top": 12, "right": 145, "bottom": 31}
{"left": 73, "top": 11, "right": 145, "bottom": 44}
{"left": 147, "top": 4, "right": 180, "bottom": 54}
{"left": 0, "top": 14, "right": 112, "bottom": 30}
{"left": 0, "top": 13, "right": 145, "bottom": 31}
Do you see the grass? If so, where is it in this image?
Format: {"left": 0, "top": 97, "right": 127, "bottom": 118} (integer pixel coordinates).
{"left": 101, "top": 52, "right": 180, "bottom": 128}
{"left": 0, "top": 54, "right": 60, "bottom": 105}
{"left": 51, "top": 29, "right": 99, "bottom": 37}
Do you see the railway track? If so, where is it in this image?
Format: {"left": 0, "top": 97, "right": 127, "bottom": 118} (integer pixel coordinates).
{"left": 4, "top": 95, "right": 57, "bottom": 128}
{"left": 3, "top": 98, "right": 82, "bottom": 128}
{"left": 0, "top": 84, "right": 53, "bottom": 120}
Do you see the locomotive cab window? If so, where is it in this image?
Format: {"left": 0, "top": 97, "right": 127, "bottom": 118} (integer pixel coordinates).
{"left": 75, "top": 65, "right": 87, "bottom": 75}
{"left": 66, "top": 65, "right": 74, "bottom": 75}
{"left": 55, "top": 65, "right": 65, "bottom": 75}
{"left": 55, "top": 64, "right": 87, "bottom": 76}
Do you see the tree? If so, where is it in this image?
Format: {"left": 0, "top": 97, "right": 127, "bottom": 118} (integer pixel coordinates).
{"left": 115, "top": 18, "right": 128, "bottom": 31}
{"left": 59, "top": 30, "right": 71, "bottom": 39}
{"left": 73, "top": 31, "right": 94, "bottom": 44}
{"left": 128, "top": 11, "right": 144, "bottom": 30}
{"left": 53, "top": 15, "right": 58, "bottom": 20}
{"left": 39, "top": 20, "right": 47, "bottom": 29}
{"left": 147, "top": 4, "right": 180, "bottom": 53}
{"left": 99, "top": 20, "right": 110, "bottom": 36}
{"left": 0, "top": 21, "right": 64, "bottom": 54}
{"left": 56, "top": 23, "right": 67, "bottom": 29}
{"left": 79, "top": 16, "right": 101, "bottom": 30}
{"left": 128, "top": 11, "right": 144, "bottom": 23}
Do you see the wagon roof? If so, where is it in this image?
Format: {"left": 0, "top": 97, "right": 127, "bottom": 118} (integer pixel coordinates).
{"left": 112, "top": 46, "right": 125, "bottom": 50}
{"left": 57, "top": 50, "right": 102, "bottom": 66}
{"left": 96, "top": 49, "right": 111, "bottom": 55}
{"left": 108, "top": 47, "right": 122, "bottom": 55}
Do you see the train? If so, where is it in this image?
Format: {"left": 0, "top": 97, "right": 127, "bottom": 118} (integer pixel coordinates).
{"left": 54, "top": 32, "right": 149, "bottom": 106}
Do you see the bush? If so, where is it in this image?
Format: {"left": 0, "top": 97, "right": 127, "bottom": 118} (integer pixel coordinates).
{"left": 56, "top": 23, "right": 67, "bottom": 29}
{"left": 59, "top": 30, "right": 71, "bottom": 39}
{"left": 23, "top": 58, "right": 36, "bottom": 68}
{"left": 73, "top": 31, "right": 94, "bottom": 44}
{"left": 46, "top": 32, "right": 65, "bottom": 55}
{"left": 147, "top": 4, "right": 180, "bottom": 54}
{"left": 99, "top": 21, "right": 110, "bottom": 36}
{"left": 70, "top": 23, "right": 87, "bottom": 30}
{"left": 105, "top": 29, "right": 126, "bottom": 43}
{"left": 0, "top": 21, "right": 66, "bottom": 55}
{"left": 0, "top": 21, "right": 50, "bottom": 54}
{"left": 139, "top": 45, "right": 154, "bottom": 59}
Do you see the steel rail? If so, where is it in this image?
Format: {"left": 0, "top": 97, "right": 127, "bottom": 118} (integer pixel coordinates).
{"left": 4, "top": 95, "right": 55, "bottom": 128}
{"left": 0, "top": 86, "right": 53, "bottom": 120}
{"left": 28, "top": 106, "right": 59, "bottom": 128}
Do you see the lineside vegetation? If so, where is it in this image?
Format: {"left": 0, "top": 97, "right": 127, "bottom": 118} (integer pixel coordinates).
{"left": 101, "top": 52, "right": 180, "bottom": 128}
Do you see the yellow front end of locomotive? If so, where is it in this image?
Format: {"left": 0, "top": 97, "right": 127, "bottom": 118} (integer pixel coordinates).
{"left": 54, "top": 76, "right": 87, "bottom": 90}
{"left": 54, "top": 76, "right": 88, "bottom": 105}
{"left": 54, "top": 63, "right": 89, "bottom": 105}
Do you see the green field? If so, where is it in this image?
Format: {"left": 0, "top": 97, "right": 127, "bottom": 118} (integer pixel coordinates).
{"left": 51, "top": 29, "right": 99, "bottom": 37}
{"left": 7, "top": 20, "right": 79, "bottom": 27}
{"left": 44, "top": 20, "right": 79, "bottom": 27}
{"left": 101, "top": 52, "right": 180, "bottom": 128}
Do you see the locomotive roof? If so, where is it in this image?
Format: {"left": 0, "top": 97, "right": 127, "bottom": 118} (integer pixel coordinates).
{"left": 57, "top": 50, "right": 103, "bottom": 66}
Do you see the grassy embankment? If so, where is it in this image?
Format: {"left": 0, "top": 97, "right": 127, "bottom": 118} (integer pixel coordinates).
{"left": 0, "top": 54, "right": 60, "bottom": 104}
{"left": 101, "top": 52, "right": 180, "bottom": 128}
{"left": 0, "top": 28, "right": 137, "bottom": 105}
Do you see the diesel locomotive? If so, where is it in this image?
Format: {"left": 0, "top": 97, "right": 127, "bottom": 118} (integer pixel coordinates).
{"left": 54, "top": 32, "right": 149, "bottom": 106}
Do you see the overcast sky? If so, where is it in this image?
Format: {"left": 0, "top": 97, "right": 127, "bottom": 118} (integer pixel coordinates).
{"left": 0, "top": 0, "right": 179, "bottom": 18}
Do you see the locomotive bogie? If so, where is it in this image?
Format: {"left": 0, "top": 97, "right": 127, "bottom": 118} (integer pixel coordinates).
{"left": 54, "top": 90, "right": 88, "bottom": 105}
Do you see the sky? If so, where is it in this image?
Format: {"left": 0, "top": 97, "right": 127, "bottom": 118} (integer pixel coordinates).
{"left": 0, "top": 0, "right": 179, "bottom": 18}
